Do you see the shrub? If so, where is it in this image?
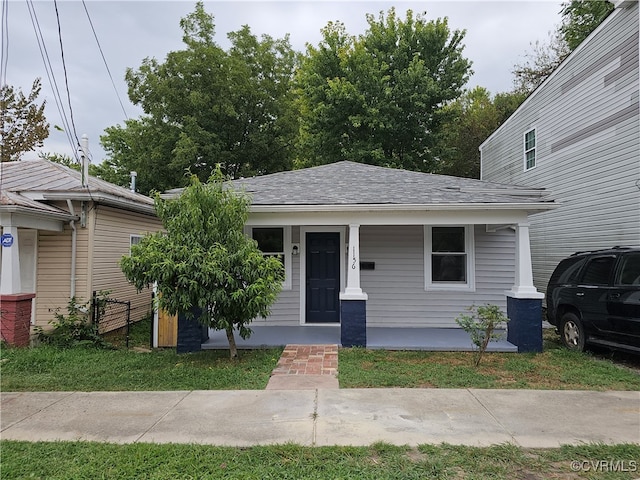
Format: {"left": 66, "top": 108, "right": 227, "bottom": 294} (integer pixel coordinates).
{"left": 456, "top": 304, "right": 509, "bottom": 367}
{"left": 35, "top": 296, "right": 113, "bottom": 349}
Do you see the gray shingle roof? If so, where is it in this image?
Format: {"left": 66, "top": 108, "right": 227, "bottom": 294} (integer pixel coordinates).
{"left": 0, "top": 159, "right": 155, "bottom": 215}
{"left": 229, "top": 161, "right": 553, "bottom": 207}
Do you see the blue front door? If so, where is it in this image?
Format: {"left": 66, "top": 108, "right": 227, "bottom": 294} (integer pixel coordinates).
{"left": 306, "top": 232, "right": 340, "bottom": 323}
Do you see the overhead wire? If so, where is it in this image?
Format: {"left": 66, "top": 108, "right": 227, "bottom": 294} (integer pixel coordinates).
{"left": 1, "top": 0, "right": 8, "bottom": 87}
{"left": 52, "top": 0, "right": 81, "bottom": 154}
{"left": 25, "top": 0, "right": 80, "bottom": 162}
{"left": 81, "top": 0, "right": 129, "bottom": 121}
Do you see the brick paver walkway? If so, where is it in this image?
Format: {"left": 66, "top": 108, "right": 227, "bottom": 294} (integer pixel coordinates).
{"left": 271, "top": 344, "right": 338, "bottom": 376}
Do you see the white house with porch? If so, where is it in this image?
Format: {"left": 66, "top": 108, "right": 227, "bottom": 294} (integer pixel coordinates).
{"left": 167, "top": 161, "right": 556, "bottom": 352}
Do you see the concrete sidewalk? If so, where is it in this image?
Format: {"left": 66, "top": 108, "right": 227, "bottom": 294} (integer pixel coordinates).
{"left": 1, "top": 389, "right": 638, "bottom": 448}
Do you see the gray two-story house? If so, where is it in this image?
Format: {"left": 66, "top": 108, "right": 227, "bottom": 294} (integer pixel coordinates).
{"left": 480, "top": 0, "right": 639, "bottom": 293}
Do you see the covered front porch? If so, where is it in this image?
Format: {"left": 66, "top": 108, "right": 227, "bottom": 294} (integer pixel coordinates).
{"left": 202, "top": 325, "right": 517, "bottom": 352}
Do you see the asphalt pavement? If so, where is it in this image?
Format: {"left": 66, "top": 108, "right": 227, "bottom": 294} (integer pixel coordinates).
{"left": 1, "top": 389, "right": 639, "bottom": 448}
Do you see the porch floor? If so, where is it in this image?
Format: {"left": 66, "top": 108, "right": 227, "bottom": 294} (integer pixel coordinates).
{"left": 201, "top": 326, "right": 517, "bottom": 352}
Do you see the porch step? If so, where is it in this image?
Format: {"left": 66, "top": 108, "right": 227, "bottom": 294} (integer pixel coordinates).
{"left": 266, "top": 344, "right": 339, "bottom": 390}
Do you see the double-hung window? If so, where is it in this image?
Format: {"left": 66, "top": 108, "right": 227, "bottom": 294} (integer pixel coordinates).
{"left": 130, "top": 234, "right": 143, "bottom": 253}
{"left": 250, "top": 226, "right": 292, "bottom": 290}
{"left": 524, "top": 128, "right": 536, "bottom": 170}
{"left": 425, "top": 226, "right": 475, "bottom": 291}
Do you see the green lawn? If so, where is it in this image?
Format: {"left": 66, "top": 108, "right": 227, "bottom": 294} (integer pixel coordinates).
{"left": 2, "top": 320, "right": 639, "bottom": 392}
{"left": 337, "top": 344, "right": 640, "bottom": 390}
{"left": 2, "top": 441, "right": 639, "bottom": 479}
{"left": 0, "top": 344, "right": 282, "bottom": 391}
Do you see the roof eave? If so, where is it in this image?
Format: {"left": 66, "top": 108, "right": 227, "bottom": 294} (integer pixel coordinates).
{"left": 41, "top": 192, "right": 156, "bottom": 216}
{"left": 249, "top": 202, "right": 558, "bottom": 213}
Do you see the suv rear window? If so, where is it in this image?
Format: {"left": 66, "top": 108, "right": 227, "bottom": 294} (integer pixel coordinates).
{"left": 616, "top": 253, "right": 640, "bottom": 286}
{"left": 580, "top": 256, "right": 616, "bottom": 286}
{"left": 549, "top": 256, "right": 586, "bottom": 285}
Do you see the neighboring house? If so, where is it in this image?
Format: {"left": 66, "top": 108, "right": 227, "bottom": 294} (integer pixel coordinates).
{"left": 0, "top": 158, "right": 162, "bottom": 345}
{"left": 480, "top": 0, "right": 639, "bottom": 293}
{"left": 167, "top": 161, "right": 556, "bottom": 351}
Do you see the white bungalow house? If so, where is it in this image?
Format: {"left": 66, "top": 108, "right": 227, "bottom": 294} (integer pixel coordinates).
{"left": 166, "top": 161, "right": 556, "bottom": 352}
{"left": 480, "top": 0, "right": 639, "bottom": 293}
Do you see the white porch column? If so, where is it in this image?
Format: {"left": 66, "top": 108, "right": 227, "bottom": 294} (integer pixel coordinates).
{"left": 506, "top": 223, "right": 543, "bottom": 299}
{"left": 1, "top": 226, "right": 22, "bottom": 294}
{"left": 340, "top": 223, "right": 368, "bottom": 300}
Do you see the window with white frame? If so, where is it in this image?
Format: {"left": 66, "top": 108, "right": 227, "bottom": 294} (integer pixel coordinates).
{"left": 250, "top": 226, "right": 292, "bottom": 289}
{"left": 425, "top": 226, "right": 475, "bottom": 291}
{"left": 130, "top": 234, "right": 143, "bottom": 253}
{"left": 524, "top": 128, "right": 536, "bottom": 170}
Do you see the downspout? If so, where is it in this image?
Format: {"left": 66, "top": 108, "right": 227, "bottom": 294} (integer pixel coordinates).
{"left": 67, "top": 200, "right": 77, "bottom": 299}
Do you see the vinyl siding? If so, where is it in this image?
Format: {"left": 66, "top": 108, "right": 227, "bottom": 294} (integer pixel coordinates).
{"left": 481, "top": 2, "right": 640, "bottom": 293}
{"left": 359, "top": 225, "right": 514, "bottom": 328}
{"left": 91, "top": 205, "right": 163, "bottom": 327}
{"left": 255, "top": 226, "right": 301, "bottom": 325}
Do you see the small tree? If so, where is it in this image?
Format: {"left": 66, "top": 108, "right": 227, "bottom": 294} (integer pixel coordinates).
{"left": 1, "top": 79, "right": 50, "bottom": 162}
{"left": 455, "top": 304, "right": 509, "bottom": 367}
{"left": 121, "top": 169, "right": 284, "bottom": 359}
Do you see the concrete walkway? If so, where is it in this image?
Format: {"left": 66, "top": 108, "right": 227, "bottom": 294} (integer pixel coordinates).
{"left": 1, "top": 389, "right": 638, "bottom": 447}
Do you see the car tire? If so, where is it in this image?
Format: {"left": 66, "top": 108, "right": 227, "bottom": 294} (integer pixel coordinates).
{"left": 560, "top": 312, "right": 586, "bottom": 351}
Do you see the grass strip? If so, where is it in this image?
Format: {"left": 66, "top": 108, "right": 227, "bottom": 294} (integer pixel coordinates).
{"left": 1, "top": 441, "right": 639, "bottom": 479}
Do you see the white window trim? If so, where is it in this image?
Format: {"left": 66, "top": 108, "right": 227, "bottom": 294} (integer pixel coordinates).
{"left": 247, "top": 226, "right": 292, "bottom": 290}
{"left": 523, "top": 127, "right": 537, "bottom": 171}
{"left": 130, "top": 234, "right": 143, "bottom": 253}
{"left": 424, "top": 225, "right": 475, "bottom": 292}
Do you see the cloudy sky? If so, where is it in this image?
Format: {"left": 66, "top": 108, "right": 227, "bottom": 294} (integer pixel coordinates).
{"left": 6, "top": 0, "right": 564, "bottom": 163}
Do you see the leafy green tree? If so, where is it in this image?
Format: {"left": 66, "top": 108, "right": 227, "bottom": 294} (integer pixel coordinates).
{"left": 1, "top": 79, "right": 49, "bottom": 162}
{"left": 513, "top": 0, "right": 613, "bottom": 94}
{"left": 296, "top": 8, "right": 471, "bottom": 172}
{"left": 560, "top": 0, "right": 614, "bottom": 51}
{"left": 100, "top": 2, "right": 299, "bottom": 195}
{"left": 435, "top": 88, "right": 526, "bottom": 178}
{"left": 120, "top": 170, "right": 284, "bottom": 359}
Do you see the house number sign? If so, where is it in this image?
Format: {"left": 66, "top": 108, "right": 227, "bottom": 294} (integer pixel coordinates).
{"left": 1, "top": 233, "right": 14, "bottom": 247}
{"left": 351, "top": 246, "right": 357, "bottom": 269}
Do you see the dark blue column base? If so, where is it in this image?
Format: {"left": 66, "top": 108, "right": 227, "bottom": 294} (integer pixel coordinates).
{"left": 506, "top": 296, "right": 543, "bottom": 353}
{"left": 177, "top": 307, "right": 208, "bottom": 354}
{"left": 340, "top": 300, "right": 366, "bottom": 348}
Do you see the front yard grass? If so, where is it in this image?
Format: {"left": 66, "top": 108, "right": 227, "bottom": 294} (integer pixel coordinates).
{"left": 337, "top": 331, "right": 640, "bottom": 390}
{"left": 2, "top": 441, "right": 639, "bottom": 479}
{"left": 2, "top": 321, "right": 639, "bottom": 392}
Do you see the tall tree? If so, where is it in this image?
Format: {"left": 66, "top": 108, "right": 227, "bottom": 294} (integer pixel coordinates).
{"left": 513, "top": 0, "right": 613, "bottom": 94}
{"left": 99, "top": 2, "right": 299, "bottom": 194}
{"left": 435, "top": 87, "right": 526, "bottom": 178}
{"left": 0, "top": 79, "right": 49, "bottom": 162}
{"left": 296, "top": 8, "right": 472, "bottom": 172}
{"left": 120, "top": 170, "right": 284, "bottom": 359}
{"left": 560, "top": 0, "right": 614, "bottom": 51}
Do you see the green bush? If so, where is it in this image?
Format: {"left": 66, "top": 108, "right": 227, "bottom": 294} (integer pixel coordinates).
{"left": 456, "top": 304, "right": 509, "bottom": 367}
{"left": 35, "top": 296, "right": 113, "bottom": 349}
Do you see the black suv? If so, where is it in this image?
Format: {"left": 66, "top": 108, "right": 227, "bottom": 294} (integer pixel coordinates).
{"left": 546, "top": 247, "right": 640, "bottom": 354}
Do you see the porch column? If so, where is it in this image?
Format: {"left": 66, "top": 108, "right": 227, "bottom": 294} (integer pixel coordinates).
{"left": 506, "top": 222, "right": 544, "bottom": 353}
{"left": 340, "top": 224, "right": 367, "bottom": 347}
{"left": 1, "top": 226, "right": 35, "bottom": 346}
{"left": 1, "top": 225, "right": 21, "bottom": 295}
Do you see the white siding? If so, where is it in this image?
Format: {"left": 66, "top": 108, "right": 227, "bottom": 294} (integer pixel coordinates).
{"left": 255, "top": 226, "right": 301, "bottom": 325}
{"left": 481, "top": 2, "right": 640, "bottom": 292}
{"left": 359, "top": 225, "right": 514, "bottom": 328}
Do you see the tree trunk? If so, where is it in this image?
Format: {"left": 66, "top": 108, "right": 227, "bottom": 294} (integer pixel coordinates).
{"left": 225, "top": 326, "right": 238, "bottom": 360}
